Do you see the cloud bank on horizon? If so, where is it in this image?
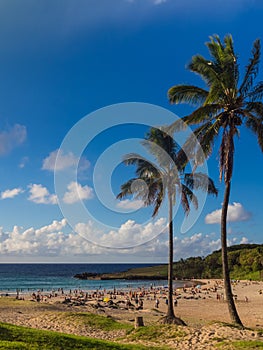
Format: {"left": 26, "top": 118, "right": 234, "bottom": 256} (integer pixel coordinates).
{"left": 0, "top": 217, "right": 249, "bottom": 263}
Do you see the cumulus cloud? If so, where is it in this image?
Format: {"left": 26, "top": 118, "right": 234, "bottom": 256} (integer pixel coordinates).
{"left": 240, "top": 236, "right": 249, "bottom": 244}
{"left": 75, "top": 217, "right": 168, "bottom": 249}
{"left": 116, "top": 199, "right": 144, "bottom": 210}
{"left": 0, "top": 219, "right": 67, "bottom": 255}
{"left": 0, "top": 217, "right": 250, "bottom": 261}
{"left": 63, "top": 181, "right": 93, "bottom": 204}
{"left": 35, "top": 219, "right": 67, "bottom": 235}
{"left": 205, "top": 202, "right": 251, "bottom": 224}
{"left": 1, "top": 187, "right": 24, "bottom": 199}
{"left": 28, "top": 184, "right": 57, "bottom": 204}
{"left": 42, "top": 149, "right": 90, "bottom": 172}
{"left": 0, "top": 124, "right": 26, "bottom": 156}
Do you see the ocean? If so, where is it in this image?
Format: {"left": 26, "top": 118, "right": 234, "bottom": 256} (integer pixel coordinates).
{"left": 0, "top": 263, "right": 177, "bottom": 294}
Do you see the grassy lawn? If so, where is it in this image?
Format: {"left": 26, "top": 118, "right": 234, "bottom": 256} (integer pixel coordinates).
{"left": 0, "top": 322, "right": 166, "bottom": 350}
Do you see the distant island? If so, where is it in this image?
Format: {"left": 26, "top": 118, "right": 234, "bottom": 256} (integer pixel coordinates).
{"left": 74, "top": 244, "right": 263, "bottom": 281}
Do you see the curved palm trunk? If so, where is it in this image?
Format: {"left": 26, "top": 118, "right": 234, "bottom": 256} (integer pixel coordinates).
{"left": 167, "top": 193, "right": 175, "bottom": 318}
{"left": 221, "top": 181, "right": 243, "bottom": 327}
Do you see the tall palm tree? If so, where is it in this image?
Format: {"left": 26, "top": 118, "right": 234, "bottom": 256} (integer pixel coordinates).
{"left": 117, "top": 127, "right": 217, "bottom": 325}
{"left": 168, "top": 34, "right": 263, "bottom": 326}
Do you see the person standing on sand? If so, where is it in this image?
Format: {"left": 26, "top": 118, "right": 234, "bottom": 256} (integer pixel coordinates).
{"left": 155, "top": 298, "right": 159, "bottom": 308}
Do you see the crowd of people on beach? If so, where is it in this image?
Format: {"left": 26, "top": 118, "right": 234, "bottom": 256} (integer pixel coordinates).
{"left": 10, "top": 279, "right": 260, "bottom": 310}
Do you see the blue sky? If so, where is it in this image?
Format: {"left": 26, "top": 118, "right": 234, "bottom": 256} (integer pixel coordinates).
{"left": 0, "top": 0, "right": 262, "bottom": 262}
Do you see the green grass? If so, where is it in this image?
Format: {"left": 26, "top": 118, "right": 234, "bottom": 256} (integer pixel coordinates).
{"left": 0, "top": 322, "right": 161, "bottom": 350}
{"left": 230, "top": 271, "right": 262, "bottom": 281}
{"left": 63, "top": 312, "right": 133, "bottom": 331}
{"left": 217, "top": 340, "right": 263, "bottom": 349}
{"left": 126, "top": 325, "right": 186, "bottom": 342}
{"left": 102, "top": 265, "right": 168, "bottom": 279}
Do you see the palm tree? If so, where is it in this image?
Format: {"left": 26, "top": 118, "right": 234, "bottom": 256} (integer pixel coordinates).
{"left": 117, "top": 127, "right": 217, "bottom": 324}
{"left": 168, "top": 34, "right": 263, "bottom": 326}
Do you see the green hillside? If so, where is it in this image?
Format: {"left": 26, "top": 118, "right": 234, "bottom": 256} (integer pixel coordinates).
{"left": 90, "top": 244, "right": 263, "bottom": 281}
{"left": 172, "top": 244, "right": 263, "bottom": 280}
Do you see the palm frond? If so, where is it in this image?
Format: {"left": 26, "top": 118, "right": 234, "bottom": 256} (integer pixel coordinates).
{"left": 206, "top": 35, "right": 224, "bottom": 65}
{"left": 245, "top": 102, "right": 263, "bottom": 118}
{"left": 193, "top": 117, "right": 223, "bottom": 159}
{"left": 142, "top": 128, "right": 178, "bottom": 170}
{"left": 184, "top": 104, "right": 222, "bottom": 124}
{"left": 240, "top": 39, "right": 261, "bottom": 96}
{"left": 168, "top": 85, "right": 208, "bottom": 105}
{"left": 184, "top": 173, "right": 218, "bottom": 195}
{"left": 188, "top": 54, "right": 221, "bottom": 88}
{"left": 181, "top": 184, "right": 198, "bottom": 212}
{"left": 246, "top": 82, "right": 263, "bottom": 102}
{"left": 122, "top": 153, "right": 143, "bottom": 166}
{"left": 180, "top": 188, "right": 190, "bottom": 215}
{"left": 245, "top": 115, "right": 263, "bottom": 152}
{"left": 123, "top": 153, "right": 161, "bottom": 179}
{"left": 117, "top": 178, "right": 139, "bottom": 199}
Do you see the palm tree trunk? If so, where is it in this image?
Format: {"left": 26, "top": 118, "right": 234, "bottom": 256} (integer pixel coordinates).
{"left": 167, "top": 193, "right": 175, "bottom": 318}
{"left": 161, "top": 192, "right": 186, "bottom": 325}
{"left": 221, "top": 180, "right": 243, "bottom": 327}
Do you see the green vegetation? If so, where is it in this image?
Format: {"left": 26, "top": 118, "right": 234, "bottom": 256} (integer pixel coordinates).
{"left": 217, "top": 340, "right": 263, "bottom": 349}
{"left": 63, "top": 312, "right": 132, "bottom": 331}
{"left": 172, "top": 244, "right": 263, "bottom": 280}
{"left": 126, "top": 325, "right": 186, "bottom": 342}
{"left": 0, "top": 322, "right": 161, "bottom": 350}
{"left": 100, "top": 244, "right": 263, "bottom": 281}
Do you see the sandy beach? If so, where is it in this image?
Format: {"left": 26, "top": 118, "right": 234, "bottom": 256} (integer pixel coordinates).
{"left": 0, "top": 279, "right": 262, "bottom": 349}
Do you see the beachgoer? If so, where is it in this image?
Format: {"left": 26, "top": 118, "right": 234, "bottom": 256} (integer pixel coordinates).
{"left": 155, "top": 298, "right": 159, "bottom": 308}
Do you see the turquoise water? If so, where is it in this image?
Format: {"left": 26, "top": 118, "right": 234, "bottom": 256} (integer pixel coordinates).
{"left": 0, "top": 263, "right": 180, "bottom": 293}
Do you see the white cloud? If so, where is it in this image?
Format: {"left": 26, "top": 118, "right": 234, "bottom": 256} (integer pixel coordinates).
{"left": 1, "top": 187, "right": 23, "bottom": 199}
{"left": 0, "top": 124, "right": 26, "bottom": 156}
{"left": 116, "top": 199, "right": 144, "bottom": 210}
{"left": 42, "top": 149, "right": 90, "bottom": 172}
{"left": 35, "top": 219, "right": 67, "bottom": 235}
{"left": 75, "top": 218, "right": 167, "bottom": 248}
{"left": 28, "top": 184, "right": 57, "bottom": 204}
{"left": 0, "top": 218, "right": 251, "bottom": 262}
{"left": 240, "top": 236, "right": 249, "bottom": 244}
{"left": 205, "top": 202, "right": 251, "bottom": 224}
{"left": 63, "top": 181, "right": 93, "bottom": 204}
